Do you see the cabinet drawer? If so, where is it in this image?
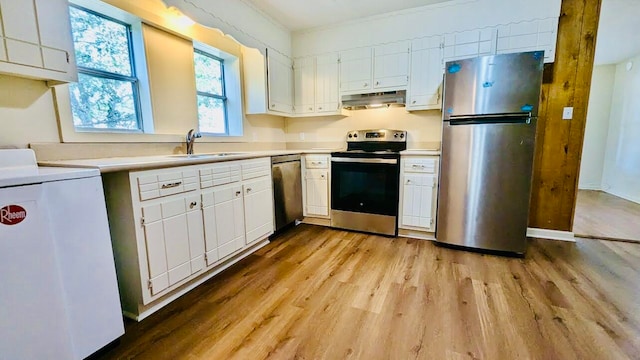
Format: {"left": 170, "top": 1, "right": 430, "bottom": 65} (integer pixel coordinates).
{"left": 305, "top": 155, "right": 329, "bottom": 169}
{"left": 403, "top": 158, "right": 438, "bottom": 173}
{"left": 134, "top": 169, "right": 197, "bottom": 201}
{"left": 199, "top": 163, "right": 241, "bottom": 188}
{"left": 241, "top": 158, "right": 271, "bottom": 180}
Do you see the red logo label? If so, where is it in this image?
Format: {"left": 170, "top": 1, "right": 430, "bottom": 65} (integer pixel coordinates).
{"left": 0, "top": 205, "right": 27, "bottom": 226}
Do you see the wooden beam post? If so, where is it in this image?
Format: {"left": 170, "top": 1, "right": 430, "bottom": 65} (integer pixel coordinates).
{"left": 529, "top": 0, "right": 602, "bottom": 231}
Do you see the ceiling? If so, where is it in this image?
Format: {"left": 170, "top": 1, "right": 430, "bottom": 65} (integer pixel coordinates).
{"left": 246, "top": 0, "right": 453, "bottom": 31}
{"left": 594, "top": 0, "right": 640, "bottom": 65}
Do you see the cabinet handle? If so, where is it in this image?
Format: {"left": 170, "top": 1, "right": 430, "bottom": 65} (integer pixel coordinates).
{"left": 161, "top": 181, "right": 182, "bottom": 189}
{"left": 308, "top": 107, "right": 313, "bottom": 111}
{"left": 407, "top": 179, "right": 411, "bottom": 184}
{"left": 318, "top": 107, "right": 323, "bottom": 110}
{"left": 412, "top": 100, "right": 417, "bottom": 104}
{"left": 412, "top": 164, "right": 426, "bottom": 169}
{"left": 235, "top": 191, "right": 241, "bottom": 196}
{"left": 375, "top": 81, "right": 380, "bottom": 86}
{"left": 321, "top": 174, "right": 325, "bottom": 179}
{"left": 189, "top": 201, "right": 197, "bottom": 209}
{"left": 271, "top": 104, "right": 275, "bottom": 108}
{"left": 246, "top": 188, "right": 253, "bottom": 193}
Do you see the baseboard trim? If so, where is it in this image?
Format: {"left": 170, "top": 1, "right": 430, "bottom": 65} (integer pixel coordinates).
{"left": 526, "top": 227, "right": 575, "bottom": 242}
{"left": 578, "top": 184, "right": 601, "bottom": 191}
{"left": 603, "top": 189, "right": 640, "bottom": 205}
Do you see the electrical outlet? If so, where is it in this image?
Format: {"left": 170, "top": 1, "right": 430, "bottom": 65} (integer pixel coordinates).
{"left": 562, "top": 107, "right": 573, "bottom": 120}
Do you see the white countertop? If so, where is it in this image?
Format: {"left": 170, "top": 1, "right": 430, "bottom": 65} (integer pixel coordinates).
{"left": 38, "top": 148, "right": 440, "bottom": 173}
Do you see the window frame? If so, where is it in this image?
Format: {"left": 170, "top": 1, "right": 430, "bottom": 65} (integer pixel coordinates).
{"left": 194, "top": 49, "right": 229, "bottom": 135}
{"left": 68, "top": 4, "right": 144, "bottom": 133}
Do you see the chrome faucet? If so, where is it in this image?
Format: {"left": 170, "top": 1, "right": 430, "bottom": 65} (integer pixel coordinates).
{"left": 186, "top": 129, "right": 202, "bottom": 155}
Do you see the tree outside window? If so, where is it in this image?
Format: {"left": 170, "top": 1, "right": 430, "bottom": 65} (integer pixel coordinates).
{"left": 194, "top": 50, "right": 228, "bottom": 134}
{"left": 68, "top": 5, "right": 142, "bottom": 131}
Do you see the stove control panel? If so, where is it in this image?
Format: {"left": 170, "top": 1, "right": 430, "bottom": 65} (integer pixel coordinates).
{"left": 346, "top": 129, "right": 407, "bottom": 142}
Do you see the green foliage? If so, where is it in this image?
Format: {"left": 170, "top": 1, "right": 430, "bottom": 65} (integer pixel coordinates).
{"left": 68, "top": 6, "right": 139, "bottom": 130}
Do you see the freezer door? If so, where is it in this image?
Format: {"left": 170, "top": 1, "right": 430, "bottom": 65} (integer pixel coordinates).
{"left": 436, "top": 117, "right": 537, "bottom": 253}
{"left": 442, "top": 51, "right": 544, "bottom": 120}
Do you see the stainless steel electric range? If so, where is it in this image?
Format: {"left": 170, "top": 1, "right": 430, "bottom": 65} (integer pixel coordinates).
{"left": 331, "top": 129, "right": 407, "bottom": 236}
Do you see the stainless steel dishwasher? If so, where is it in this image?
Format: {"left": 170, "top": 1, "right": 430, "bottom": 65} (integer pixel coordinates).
{"left": 272, "top": 154, "right": 303, "bottom": 232}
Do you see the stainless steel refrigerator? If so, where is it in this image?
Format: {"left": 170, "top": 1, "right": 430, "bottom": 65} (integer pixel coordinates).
{"left": 436, "top": 51, "right": 544, "bottom": 254}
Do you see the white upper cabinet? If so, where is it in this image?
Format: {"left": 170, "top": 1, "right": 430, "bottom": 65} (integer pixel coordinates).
{"left": 0, "top": 0, "right": 77, "bottom": 83}
{"left": 294, "top": 56, "right": 316, "bottom": 114}
{"left": 407, "top": 36, "right": 443, "bottom": 111}
{"left": 267, "top": 49, "right": 294, "bottom": 114}
{"left": 373, "top": 41, "right": 410, "bottom": 90}
{"left": 292, "top": 53, "right": 341, "bottom": 116}
{"left": 339, "top": 47, "right": 373, "bottom": 94}
{"left": 496, "top": 18, "right": 558, "bottom": 63}
{"left": 242, "top": 47, "right": 294, "bottom": 116}
{"left": 443, "top": 28, "right": 496, "bottom": 64}
{"left": 315, "top": 53, "right": 340, "bottom": 113}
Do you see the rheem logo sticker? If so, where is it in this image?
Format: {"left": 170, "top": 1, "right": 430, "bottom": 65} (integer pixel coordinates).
{"left": 0, "top": 205, "right": 27, "bottom": 226}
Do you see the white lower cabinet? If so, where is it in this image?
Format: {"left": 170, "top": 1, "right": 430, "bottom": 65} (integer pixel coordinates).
{"left": 399, "top": 156, "right": 439, "bottom": 232}
{"left": 302, "top": 155, "right": 330, "bottom": 218}
{"left": 202, "top": 184, "right": 245, "bottom": 266}
{"left": 103, "top": 157, "right": 274, "bottom": 320}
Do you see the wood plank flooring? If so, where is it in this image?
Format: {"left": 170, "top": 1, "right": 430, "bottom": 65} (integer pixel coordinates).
{"left": 574, "top": 190, "right": 640, "bottom": 242}
{"left": 93, "top": 225, "right": 640, "bottom": 359}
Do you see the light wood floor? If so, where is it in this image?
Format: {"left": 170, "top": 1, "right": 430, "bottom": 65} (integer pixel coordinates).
{"left": 574, "top": 190, "right": 640, "bottom": 242}
{"left": 94, "top": 225, "right": 640, "bottom": 360}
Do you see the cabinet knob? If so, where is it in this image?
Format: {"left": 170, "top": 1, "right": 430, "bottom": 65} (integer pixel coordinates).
{"left": 321, "top": 175, "right": 325, "bottom": 178}
{"left": 308, "top": 107, "right": 313, "bottom": 111}
{"left": 363, "top": 83, "right": 368, "bottom": 87}
{"left": 189, "top": 201, "right": 197, "bottom": 209}
{"left": 318, "top": 107, "right": 323, "bottom": 110}
{"left": 407, "top": 179, "right": 411, "bottom": 184}
{"left": 247, "top": 188, "right": 253, "bottom": 193}
{"left": 412, "top": 100, "right": 417, "bottom": 104}
{"left": 271, "top": 104, "right": 275, "bottom": 108}
{"left": 235, "top": 191, "right": 241, "bottom": 196}
{"left": 375, "top": 81, "right": 380, "bottom": 86}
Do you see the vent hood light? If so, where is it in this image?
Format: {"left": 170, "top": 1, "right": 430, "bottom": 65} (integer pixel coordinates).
{"left": 341, "top": 90, "right": 406, "bottom": 110}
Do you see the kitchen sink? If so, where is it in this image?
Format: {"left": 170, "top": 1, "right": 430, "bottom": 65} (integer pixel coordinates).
{"left": 167, "top": 152, "right": 247, "bottom": 158}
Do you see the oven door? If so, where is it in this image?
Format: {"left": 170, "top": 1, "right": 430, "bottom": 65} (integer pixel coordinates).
{"left": 331, "top": 157, "right": 400, "bottom": 216}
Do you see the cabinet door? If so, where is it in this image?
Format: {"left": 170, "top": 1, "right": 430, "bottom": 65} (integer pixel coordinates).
{"left": 160, "top": 199, "right": 192, "bottom": 286}
{"left": 202, "top": 193, "right": 219, "bottom": 266}
{"left": 214, "top": 185, "right": 245, "bottom": 260}
{"left": 294, "top": 56, "right": 316, "bottom": 114}
{"left": 34, "top": 0, "right": 74, "bottom": 73}
{"left": 267, "top": 49, "right": 294, "bottom": 114}
{"left": 340, "top": 47, "right": 372, "bottom": 94}
{"left": 400, "top": 174, "right": 437, "bottom": 231}
{"left": 496, "top": 18, "right": 558, "bottom": 63}
{"left": 0, "top": 0, "right": 39, "bottom": 44}
{"left": 373, "top": 41, "right": 410, "bottom": 89}
{"left": 305, "top": 169, "right": 329, "bottom": 216}
{"left": 185, "top": 196, "right": 205, "bottom": 274}
{"left": 407, "top": 36, "right": 443, "bottom": 110}
{"left": 243, "top": 177, "right": 274, "bottom": 245}
{"left": 443, "top": 28, "right": 496, "bottom": 63}
{"left": 315, "top": 53, "right": 340, "bottom": 112}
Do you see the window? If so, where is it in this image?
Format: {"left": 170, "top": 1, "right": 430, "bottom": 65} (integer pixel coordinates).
{"left": 68, "top": 5, "right": 142, "bottom": 131}
{"left": 194, "top": 50, "right": 228, "bottom": 134}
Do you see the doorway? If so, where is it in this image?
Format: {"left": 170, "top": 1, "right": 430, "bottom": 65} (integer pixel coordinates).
{"left": 574, "top": 0, "right": 640, "bottom": 242}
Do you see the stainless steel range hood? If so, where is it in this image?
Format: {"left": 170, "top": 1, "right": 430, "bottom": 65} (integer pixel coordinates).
{"left": 341, "top": 90, "right": 406, "bottom": 110}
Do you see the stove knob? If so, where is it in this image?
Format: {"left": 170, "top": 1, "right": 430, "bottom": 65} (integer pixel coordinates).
{"left": 394, "top": 133, "right": 399, "bottom": 138}
{"left": 354, "top": 133, "right": 358, "bottom": 138}
{"left": 400, "top": 133, "right": 405, "bottom": 138}
{"left": 348, "top": 134, "right": 353, "bottom": 138}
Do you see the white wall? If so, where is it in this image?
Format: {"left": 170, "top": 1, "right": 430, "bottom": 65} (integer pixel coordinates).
{"left": 292, "top": 0, "right": 561, "bottom": 57}
{"left": 0, "top": 76, "right": 60, "bottom": 148}
{"left": 165, "top": 0, "right": 292, "bottom": 57}
{"left": 578, "top": 65, "right": 616, "bottom": 190}
{"left": 601, "top": 54, "right": 640, "bottom": 203}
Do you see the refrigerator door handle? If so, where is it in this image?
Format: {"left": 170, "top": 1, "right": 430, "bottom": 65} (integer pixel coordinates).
{"left": 449, "top": 113, "right": 532, "bottom": 125}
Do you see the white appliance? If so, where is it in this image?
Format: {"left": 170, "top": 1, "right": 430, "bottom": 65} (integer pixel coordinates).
{"left": 0, "top": 149, "right": 124, "bottom": 359}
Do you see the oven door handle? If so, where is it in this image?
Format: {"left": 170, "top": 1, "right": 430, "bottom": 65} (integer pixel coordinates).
{"left": 331, "top": 157, "right": 398, "bottom": 164}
